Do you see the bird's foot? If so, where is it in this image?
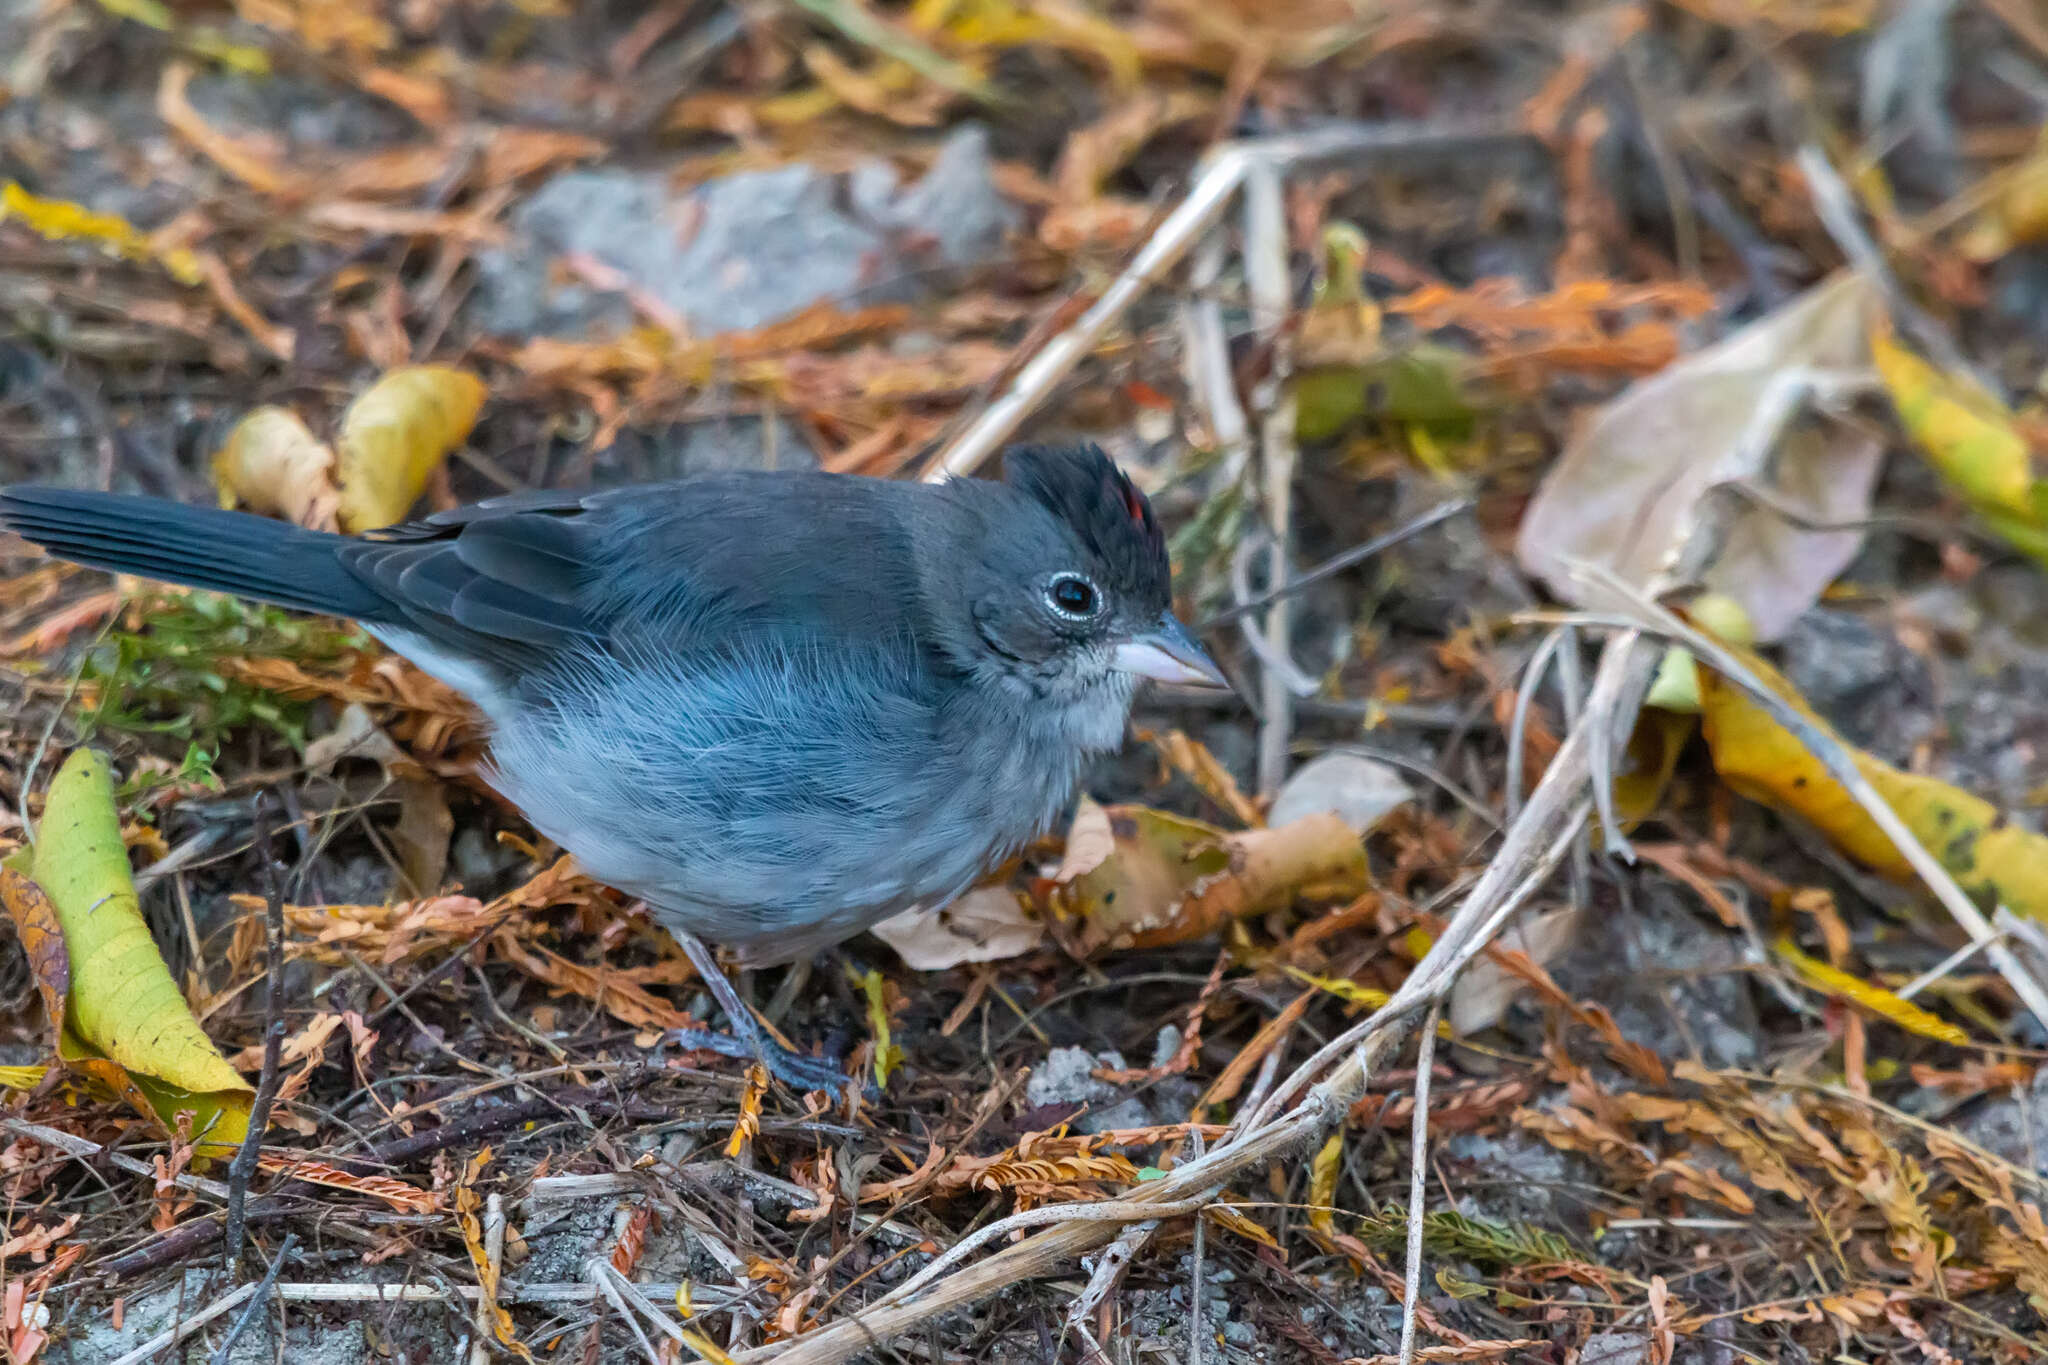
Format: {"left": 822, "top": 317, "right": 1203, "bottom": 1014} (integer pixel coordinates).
{"left": 659, "top": 1026, "right": 854, "bottom": 1097}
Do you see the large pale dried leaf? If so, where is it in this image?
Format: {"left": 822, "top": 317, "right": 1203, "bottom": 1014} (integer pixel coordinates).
{"left": 334, "top": 367, "right": 487, "bottom": 531}
{"left": 16, "top": 751, "right": 251, "bottom": 1156}
{"left": 1448, "top": 905, "right": 1581, "bottom": 1034}
{"left": 210, "top": 406, "right": 339, "bottom": 531}
{"left": 870, "top": 885, "right": 1045, "bottom": 970}
{"left": 1268, "top": 753, "right": 1413, "bottom": 834}
{"left": 1516, "top": 271, "right": 1880, "bottom": 641}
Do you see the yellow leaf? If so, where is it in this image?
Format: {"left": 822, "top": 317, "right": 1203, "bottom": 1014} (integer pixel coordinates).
{"left": 1610, "top": 708, "right": 1696, "bottom": 826}
{"left": 1307, "top": 1134, "right": 1342, "bottom": 1235}
{"left": 0, "top": 1066, "right": 48, "bottom": 1091}
{"left": 854, "top": 968, "right": 905, "bottom": 1091}
{"left": 920, "top": 0, "right": 1143, "bottom": 89}
{"left": 1871, "top": 324, "right": 2035, "bottom": 519}
{"left": 0, "top": 181, "right": 200, "bottom": 285}
{"left": 1697, "top": 643, "right": 2048, "bottom": 925}
{"left": 1203, "top": 1203, "right": 1279, "bottom": 1250}
{"left": 1282, "top": 966, "right": 1390, "bottom": 1011}
{"left": 1772, "top": 936, "right": 1968, "bottom": 1046}
{"left": 211, "top": 406, "right": 340, "bottom": 531}
{"left": 726, "top": 1064, "right": 768, "bottom": 1157}
{"left": 334, "top": 367, "right": 486, "bottom": 531}
{"left": 94, "top": 0, "right": 172, "bottom": 29}
{"left": 23, "top": 751, "right": 252, "bottom": 1157}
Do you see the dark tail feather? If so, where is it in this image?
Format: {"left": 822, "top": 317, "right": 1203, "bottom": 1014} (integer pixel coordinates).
{"left": 0, "top": 487, "right": 393, "bottom": 622}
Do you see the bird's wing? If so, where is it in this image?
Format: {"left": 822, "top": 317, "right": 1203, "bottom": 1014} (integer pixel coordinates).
{"left": 336, "top": 473, "right": 931, "bottom": 681}
{"left": 337, "top": 488, "right": 609, "bottom": 673}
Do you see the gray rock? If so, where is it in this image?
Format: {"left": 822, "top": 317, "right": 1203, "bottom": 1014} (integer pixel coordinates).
{"left": 1442, "top": 1129, "right": 1595, "bottom": 1236}
{"left": 1025, "top": 1045, "right": 1153, "bottom": 1134}
{"left": 1779, "top": 607, "right": 1934, "bottom": 764}
{"left": 1580, "top": 1331, "right": 1652, "bottom": 1365}
{"left": 1551, "top": 882, "right": 1759, "bottom": 1070}
{"left": 1954, "top": 1067, "right": 2048, "bottom": 1173}
{"left": 472, "top": 125, "right": 1016, "bottom": 340}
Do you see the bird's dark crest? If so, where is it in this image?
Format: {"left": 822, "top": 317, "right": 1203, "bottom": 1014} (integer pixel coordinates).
{"left": 1001, "top": 444, "right": 1169, "bottom": 596}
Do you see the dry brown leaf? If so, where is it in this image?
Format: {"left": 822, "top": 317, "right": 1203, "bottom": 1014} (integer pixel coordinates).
{"left": 870, "top": 885, "right": 1045, "bottom": 970}
{"left": 157, "top": 63, "right": 314, "bottom": 200}
{"left": 256, "top": 1151, "right": 439, "bottom": 1213}
{"left": 1516, "top": 271, "right": 1881, "bottom": 642}
{"left": 490, "top": 932, "right": 690, "bottom": 1033}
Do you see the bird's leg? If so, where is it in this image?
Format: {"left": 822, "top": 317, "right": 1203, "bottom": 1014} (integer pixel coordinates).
{"left": 662, "top": 930, "right": 851, "bottom": 1095}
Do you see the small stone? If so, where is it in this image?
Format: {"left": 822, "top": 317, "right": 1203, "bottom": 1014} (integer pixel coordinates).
{"left": 1580, "top": 1331, "right": 1652, "bottom": 1365}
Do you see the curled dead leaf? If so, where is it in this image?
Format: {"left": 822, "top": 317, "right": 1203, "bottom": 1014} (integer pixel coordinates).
{"left": 335, "top": 367, "right": 487, "bottom": 532}
{"left": 211, "top": 406, "right": 340, "bottom": 531}
{"left": 1054, "top": 805, "right": 1367, "bottom": 956}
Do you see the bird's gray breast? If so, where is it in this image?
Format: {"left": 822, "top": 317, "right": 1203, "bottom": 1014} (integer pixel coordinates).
{"left": 479, "top": 634, "right": 1090, "bottom": 960}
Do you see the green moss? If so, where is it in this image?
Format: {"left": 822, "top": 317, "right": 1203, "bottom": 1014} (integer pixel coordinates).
{"left": 79, "top": 591, "right": 367, "bottom": 751}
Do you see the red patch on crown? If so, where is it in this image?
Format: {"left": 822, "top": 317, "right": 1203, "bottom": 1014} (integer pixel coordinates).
{"left": 1118, "top": 477, "right": 1149, "bottom": 530}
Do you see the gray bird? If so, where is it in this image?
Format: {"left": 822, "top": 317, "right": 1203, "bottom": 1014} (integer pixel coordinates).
{"left": 0, "top": 445, "right": 1227, "bottom": 1089}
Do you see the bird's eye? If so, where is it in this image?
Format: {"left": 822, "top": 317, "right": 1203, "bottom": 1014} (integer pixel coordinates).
{"left": 1046, "top": 573, "right": 1099, "bottom": 619}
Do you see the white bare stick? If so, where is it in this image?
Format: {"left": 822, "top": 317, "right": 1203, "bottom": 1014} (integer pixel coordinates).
{"left": 1397, "top": 1001, "right": 1444, "bottom": 1365}
{"left": 886, "top": 1192, "right": 1217, "bottom": 1305}
{"left": 589, "top": 1260, "right": 667, "bottom": 1365}
{"left": 1244, "top": 156, "right": 1299, "bottom": 796}
{"left": 1064, "top": 1219, "right": 1156, "bottom": 1339}
{"left": 926, "top": 147, "right": 1250, "bottom": 482}
{"left": 469, "top": 1192, "right": 506, "bottom": 1365}
{"left": 1179, "top": 227, "right": 1250, "bottom": 463}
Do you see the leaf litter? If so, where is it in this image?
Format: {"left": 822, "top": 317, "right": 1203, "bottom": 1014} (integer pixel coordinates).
{"left": 3, "top": 1, "right": 2048, "bottom": 1361}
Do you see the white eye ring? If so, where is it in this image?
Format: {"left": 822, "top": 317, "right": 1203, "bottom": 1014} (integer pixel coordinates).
{"left": 1045, "top": 573, "right": 1100, "bottom": 620}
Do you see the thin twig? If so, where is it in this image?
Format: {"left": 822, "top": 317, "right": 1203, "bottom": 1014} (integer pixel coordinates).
{"left": 469, "top": 1193, "right": 507, "bottom": 1365}
{"left": 1200, "top": 499, "right": 1474, "bottom": 628}
{"left": 1245, "top": 157, "right": 1297, "bottom": 797}
{"left": 1794, "top": 145, "right": 1982, "bottom": 385}
{"left": 925, "top": 148, "right": 1248, "bottom": 482}
{"left": 223, "top": 796, "right": 287, "bottom": 1274}
{"left": 1179, "top": 227, "right": 1249, "bottom": 460}
{"left": 206, "top": 1233, "right": 296, "bottom": 1365}
{"left": 106, "top": 1283, "right": 259, "bottom": 1365}
{"left": 887, "top": 1193, "right": 1219, "bottom": 1306}
{"left": 1187, "top": 1128, "right": 1207, "bottom": 1365}
{"left": 590, "top": 1259, "right": 668, "bottom": 1365}
{"left": 1396, "top": 1003, "right": 1442, "bottom": 1365}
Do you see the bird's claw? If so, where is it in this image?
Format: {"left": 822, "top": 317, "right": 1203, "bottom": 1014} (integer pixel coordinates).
{"left": 658, "top": 1027, "right": 859, "bottom": 1097}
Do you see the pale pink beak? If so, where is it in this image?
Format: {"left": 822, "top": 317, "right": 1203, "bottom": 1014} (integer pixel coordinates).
{"left": 1112, "top": 613, "right": 1229, "bottom": 689}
